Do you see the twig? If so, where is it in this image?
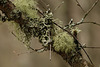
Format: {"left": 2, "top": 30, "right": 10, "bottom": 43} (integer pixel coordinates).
{"left": 12, "top": 32, "right": 46, "bottom": 52}
{"left": 28, "top": 46, "right": 45, "bottom": 52}
{"left": 53, "top": 22, "right": 93, "bottom": 65}
{"left": 73, "top": 22, "right": 100, "bottom": 27}
{"left": 84, "top": 46, "right": 100, "bottom": 49}
{"left": 39, "top": 0, "right": 48, "bottom": 11}
{"left": 75, "top": 0, "right": 85, "bottom": 12}
{"left": 36, "top": 8, "right": 44, "bottom": 16}
{"left": 83, "top": 0, "right": 99, "bottom": 21}
{"left": 73, "top": 0, "right": 99, "bottom": 27}
{"left": 49, "top": 44, "right": 51, "bottom": 61}
{"left": 13, "top": 47, "right": 45, "bottom": 56}
{"left": 53, "top": 1, "right": 64, "bottom": 13}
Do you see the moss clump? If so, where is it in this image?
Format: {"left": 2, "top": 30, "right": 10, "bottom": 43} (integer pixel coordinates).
{"left": 53, "top": 32, "right": 76, "bottom": 54}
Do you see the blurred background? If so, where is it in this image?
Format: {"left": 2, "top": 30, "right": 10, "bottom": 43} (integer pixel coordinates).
{"left": 0, "top": 0, "right": 100, "bottom": 67}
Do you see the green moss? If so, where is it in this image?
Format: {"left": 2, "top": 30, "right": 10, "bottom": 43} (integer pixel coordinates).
{"left": 53, "top": 32, "right": 76, "bottom": 54}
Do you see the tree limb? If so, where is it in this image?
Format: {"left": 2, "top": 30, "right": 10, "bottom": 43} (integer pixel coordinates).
{"left": 0, "top": 0, "right": 94, "bottom": 67}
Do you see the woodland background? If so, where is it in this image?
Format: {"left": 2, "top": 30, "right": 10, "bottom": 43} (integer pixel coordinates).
{"left": 0, "top": 0, "right": 100, "bottom": 67}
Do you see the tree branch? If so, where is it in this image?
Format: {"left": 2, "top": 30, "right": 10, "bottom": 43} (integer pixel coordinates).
{"left": 72, "top": 0, "right": 99, "bottom": 27}
{"left": 0, "top": 0, "right": 94, "bottom": 67}
{"left": 73, "top": 22, "right": 100, "bottom": 27}
{"left": 83, "top": 0, "right": 99, "bottom": 20}
{"left": 75, "top": 0, "right": 85, "bottom": 12}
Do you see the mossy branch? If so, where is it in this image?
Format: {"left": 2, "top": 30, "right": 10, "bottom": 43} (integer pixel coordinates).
{"left": 0, "top": 0, "right": 94, "bottom": 67}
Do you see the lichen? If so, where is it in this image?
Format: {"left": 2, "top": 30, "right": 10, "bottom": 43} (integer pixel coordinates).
{"left": 12, "top": 0, "right": 38, "bottom": 18}
{"left": 37, "top": 14, "right": 54, "bottom": 46}
{"left": 9, "top": 0, "right": 39, "bottom": 47}
{"left": 6, "top": 0, "right": 78, "bottom": 51}
{"left": 53, "top": 19, "right": 63, "bottom": 35}
{"left": 71, "top": 27, "right": 81, "bottom": 34}
{"left": 53, "top": 32, "right": 76, "bottom": 54}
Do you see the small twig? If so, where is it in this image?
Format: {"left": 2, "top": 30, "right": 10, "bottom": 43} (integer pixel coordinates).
{"left": 12, "top": 32, "right": 46, "bottom": 53}
{"left": 28, "top": 46, "right": 45, "bottom": 52}
{"left": 73, "top": 22, "right": 100, "bottom": 27}
{"left": 69, "top": 19, "right": 73, "bottom": 25}
{"left": 49, "top": 44, "right": 51, "bottom": 61}
{"left": 53, "top": 1, "right": 64, "bottom": 13}
{"left": 82, "top": 44, "right": 100, "bottom": 49}
{"left": 83, "top": 0, "right": 99, "bottom": 20}
{"left": 74, "top": 0, "right": 99, "bottom": 27}
{"left": 83, "top": 46, "right": 100, "bottom": 49}
{"left": 36, "top": 8, "right": 44, "bottom": 16}
{"left": 13, "top": 46, "right": 45, "bottom": 56}
{"left": 75, "top": 0, "right": 85, "bottom": 12}
{"left": 40, "top": 0, "right": 50, "bottom": 8}
{"left": 39, "top": 0, "right": 50, "bottom": 11}
{"left": 73, "top": 0, "right": 100, "bottom": 27}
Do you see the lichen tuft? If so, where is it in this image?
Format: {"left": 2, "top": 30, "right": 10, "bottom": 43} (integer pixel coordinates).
{"left": 12, "top": 0, "right": 38, "bottom": 18}
{"left": 53, "top": 32, "right": 76, "bottom": 54}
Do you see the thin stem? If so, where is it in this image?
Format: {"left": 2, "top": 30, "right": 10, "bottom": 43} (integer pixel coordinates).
{"left": 84, "top": 46, "right": 100, "bottom": 49}
{"left": 28, "top": 46, "right": 45, "bottom": 52}
{"left": 14, "top": 47, "right": 45, "bottom": 56}
{"left": 75, "top": 0, "right": 85, "bottom": 12}
{"left": 73, "top": 22, "right": 100, "bottom": 27}
{"left": 83, "top": 0, "right": 99, "bottom": 20}
{"left": 12, "top": 32, "right": 45, "bottom": 52}
{"left": 53, "top": 1, "right": 64, "bottom": 13}
{"left": 50, "top": 44, "right": 51, "bottom": 61}
{"left": 36, "top": 8, "right": 44, "bottom": 16}
{"left": 74, "top": 0, "right": 99, "bottom": 27}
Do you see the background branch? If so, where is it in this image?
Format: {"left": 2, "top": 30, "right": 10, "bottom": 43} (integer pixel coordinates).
{"left": 83, "top": 0, "right": 99, "bottom": 20}
{"left": 73, "top": 22, "right": 100, "bottom": 27}
{"left": 75, "top": 0, "right": 85, "bottom": 12}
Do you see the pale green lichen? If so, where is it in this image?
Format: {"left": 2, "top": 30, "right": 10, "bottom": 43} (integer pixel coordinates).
{"left": 53, "top": 32, "right": 76, "bottom": 54}
{"left": 8, "top": 0, "right": 79, "bottom": 51}
{"left": 53, "top": 19, "right": 63, "bottom": 35}
{"left": 71, "top": 27, "right": 81, "bottom": 34}
{"left": 12, "top": 0, "right": 38, "bottom": 18}
{"left": 9, "top": 0, "right": 39, "bottom": 47}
